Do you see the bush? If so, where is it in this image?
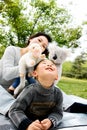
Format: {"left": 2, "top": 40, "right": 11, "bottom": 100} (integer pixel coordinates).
{"left": 0, "top": 45, "right": 6, "bottom": 58}
{"left": 62, "top": 72, "right": 74, "bottom": 78}
{"left": 62, "top": 61, "right": 72, "bottom": 72}
{"left": 62, "top": 61, "right": 87, "bottom": 79}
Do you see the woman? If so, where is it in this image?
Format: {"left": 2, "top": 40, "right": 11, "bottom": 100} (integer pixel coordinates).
{"left": 0, "top": 32, "right": 52, "bottom": 94}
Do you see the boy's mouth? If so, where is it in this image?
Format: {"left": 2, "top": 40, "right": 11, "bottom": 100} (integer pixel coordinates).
{"left": 46, "top": 67, "right": 53, "bottom": 71}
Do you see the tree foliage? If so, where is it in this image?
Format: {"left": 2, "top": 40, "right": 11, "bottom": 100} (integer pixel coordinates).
{"left": 70, "top": 52, "right": 87, "bottom": 79}
{"left": 0, "top": 0, "right": 31, "bottom": 46}
{"left": 0, "top": 0, "right": 82, "bottom": 48}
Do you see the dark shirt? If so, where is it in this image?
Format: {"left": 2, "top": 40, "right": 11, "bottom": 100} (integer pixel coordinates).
{"left": 9, "top": 81, "right": 63, "bottom": 130}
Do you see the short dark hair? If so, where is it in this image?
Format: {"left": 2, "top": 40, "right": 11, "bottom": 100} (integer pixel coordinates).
{"left": 34, "top": 60, "right": 44, "bottom": 71}
{"left": 34, "top": 59, "right": 56, "bottom": 71}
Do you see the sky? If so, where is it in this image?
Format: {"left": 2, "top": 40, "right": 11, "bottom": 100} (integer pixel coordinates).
{"left": 58, "top": 0, "right": 87, "bottom": 24}
{"left": 57, "top": 0, "right": 87, "bottom": 61}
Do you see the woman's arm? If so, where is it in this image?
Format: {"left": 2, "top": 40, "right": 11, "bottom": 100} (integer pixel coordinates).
{"left": 2, "top": 46, "right": 20, "bottom": 80}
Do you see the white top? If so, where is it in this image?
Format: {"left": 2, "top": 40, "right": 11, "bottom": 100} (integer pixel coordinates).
{"left": 0, "top": 46, "right": 21, "bottom": 89}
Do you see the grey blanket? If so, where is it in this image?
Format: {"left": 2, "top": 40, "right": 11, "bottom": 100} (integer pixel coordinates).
{"left": 0, "top": 112, "right": 87, "bottom": 130}
{"left": 0, "top": 114, "right": 17, "bottom": 130}
{"left": 0, "top": 85, "right": 87, "bottom": 130}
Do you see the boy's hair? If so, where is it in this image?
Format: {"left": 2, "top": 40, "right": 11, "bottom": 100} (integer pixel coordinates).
{"left": 34, "top": 59, "right": 44, "bottom": 71}
{"left": 34, "top": 59, "right": 56, "bottom": 71}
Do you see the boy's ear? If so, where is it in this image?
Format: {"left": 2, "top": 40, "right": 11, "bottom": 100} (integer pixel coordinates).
{"left": 32, "top": 71, "right": 37, "bottom": 78}
{"left": 55, "top": 75, "right": 58, "bottom": 80}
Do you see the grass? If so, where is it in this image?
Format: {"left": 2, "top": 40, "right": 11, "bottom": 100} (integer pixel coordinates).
{"left": 58, "top": 76, "right": 87, "bottom": 99}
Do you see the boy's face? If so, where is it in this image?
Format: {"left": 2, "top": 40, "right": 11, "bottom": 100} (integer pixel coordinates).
{"left": 33, "top": 59, "right": 58, "bottom": 83}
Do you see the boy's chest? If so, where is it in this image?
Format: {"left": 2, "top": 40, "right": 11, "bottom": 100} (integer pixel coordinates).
{"left": 27, "top": 93, "right": 57, "bottom": 116}
{"left": 29, "top": 100, "right": 56, "bottom": 116}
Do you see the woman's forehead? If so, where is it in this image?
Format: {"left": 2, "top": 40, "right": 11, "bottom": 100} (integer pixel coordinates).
{"left": 39, "top": 36, "right": 48, "bottom": 43}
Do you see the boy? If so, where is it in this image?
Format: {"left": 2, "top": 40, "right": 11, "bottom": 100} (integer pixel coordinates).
{"left": 8, "top": 59, "right": 63, "bottom": 130}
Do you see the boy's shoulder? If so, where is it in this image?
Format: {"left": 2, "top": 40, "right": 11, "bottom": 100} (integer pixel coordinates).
{"left": 54, "top": 85, "right": 61, "bottom": 91}
{"left": 25, "top": 83, "right": 38, "bottom": 91}
{"left": 54, "top": 85, "right": 63, "bottom": 101}
{"left": 20, "top": 83, "right": 37, "bottom": 96}
{"left": 54, "top": 85, "right": 63, "bottom": 95}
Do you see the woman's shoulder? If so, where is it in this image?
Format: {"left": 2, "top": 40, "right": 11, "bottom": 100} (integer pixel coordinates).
{"left": 4, "top": 46, "right": 21, "bottom": 56}
{"left": 1, "top": 46, "right": 21, "bottom": 60}
{"left": 6, "top": 45, "right": 20, "bottom": 51}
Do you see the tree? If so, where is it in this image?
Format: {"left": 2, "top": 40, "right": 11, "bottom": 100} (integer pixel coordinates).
{"left": 28, "top": 0, "right": 82, "bottom": 47}
{"left": 71, "top": 52, "right": 87, "bottom": 79}
{"left": 0, "top": 0, "right": 31, "bottom": 46}
{"left": 0, "top": 0, "right": 82, "bottom": 48}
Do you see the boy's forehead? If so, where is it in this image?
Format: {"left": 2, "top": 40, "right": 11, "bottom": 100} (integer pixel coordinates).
{"left": 41, "top": 59, "right": 55, "bottom": 64}
{"left": 34, "top": 59, "right": 55, "bottom": 70}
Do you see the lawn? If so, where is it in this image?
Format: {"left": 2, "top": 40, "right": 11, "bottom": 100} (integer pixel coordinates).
{"left": 58, "top": 76, "right": 87, "bottom": 99}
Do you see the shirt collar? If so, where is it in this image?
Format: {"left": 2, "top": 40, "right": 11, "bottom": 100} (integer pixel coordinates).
{"left": 35, "top": 81, "right": 55, "bottom": 95}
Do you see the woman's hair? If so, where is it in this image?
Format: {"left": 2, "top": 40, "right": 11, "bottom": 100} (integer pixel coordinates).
{"left": 26, "top": 32, "right": 52, "bottom": 56}
{"left": 27, "top": 32, "right": 52, "bottom": 45}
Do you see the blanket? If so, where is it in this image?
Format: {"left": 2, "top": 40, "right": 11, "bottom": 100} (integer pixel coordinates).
{"left": 0, "top": 85, "right": 87, "bottom": 130}
{"left": 0, "top": 112, "right": 87, "bottom": 130}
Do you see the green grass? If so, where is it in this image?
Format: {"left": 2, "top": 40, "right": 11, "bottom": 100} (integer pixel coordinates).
{"left": 58, "top": 77, "right": 87, "bottom": 99}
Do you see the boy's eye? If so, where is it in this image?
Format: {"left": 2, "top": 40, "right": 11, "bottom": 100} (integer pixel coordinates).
{"left": 51, "top": 64, "right": 54, "bottom": 66}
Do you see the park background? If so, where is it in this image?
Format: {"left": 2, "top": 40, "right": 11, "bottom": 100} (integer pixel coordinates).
{"left": 0, "top": 0, "right": 87, "bottom": 99}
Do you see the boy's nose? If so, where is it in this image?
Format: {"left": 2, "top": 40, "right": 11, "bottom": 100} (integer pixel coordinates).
{"left": 47, "top": 64, "right": 52, "bottom": 67}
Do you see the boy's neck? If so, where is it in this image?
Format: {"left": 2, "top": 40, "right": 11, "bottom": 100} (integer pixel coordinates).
{"left": 38, "top": 79, "right": 53, "bottom": 89}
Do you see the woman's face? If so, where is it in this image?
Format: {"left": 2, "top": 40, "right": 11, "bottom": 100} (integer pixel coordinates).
{"left": 29, "top": 36, "right": 49, "bottom": 52}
